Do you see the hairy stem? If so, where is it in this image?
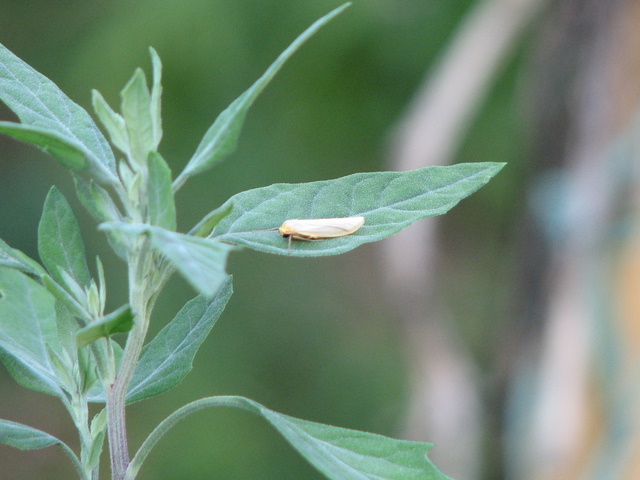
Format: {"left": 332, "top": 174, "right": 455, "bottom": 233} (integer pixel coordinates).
{"left": 107, "top": 241, "right": 152, "bottom": 480}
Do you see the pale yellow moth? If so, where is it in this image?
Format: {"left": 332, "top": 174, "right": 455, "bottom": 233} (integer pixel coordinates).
{"left": 278, "top": 216, "right": 365, "bottom": 249}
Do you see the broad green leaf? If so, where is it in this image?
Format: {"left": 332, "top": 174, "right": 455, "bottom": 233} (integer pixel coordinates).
{"left": 121, "top": 68, "right": 154, "bottom": 166}
{"left": 172, "top": 3, "right": 351, "bottom": 190}
{"left": 126, "top": 277, "right": 232, "bottom": 403}
{"left": 0, "top": 268, "right": 63, "bottom": 397}
{"left": 210, "top": 162, "right": 504, "bottom": 256}
{"left": 0, "top": 121, "right": 88, "bottom": 170}
{"left": 0, "top": 43, "right": 118, "bottom": 185}
{"left": 0, "top": 419, "right": 63, "bottom": 450}
{"left": 147, "top": 152, "right": 176, "bottom": 230}
{"left": 149, "top": 47, "right": 163, "bottom": 148}
{"left": 188, "top": 201, "right": 234, "bottom": 237}
{"left": 92, "top": 89, "right": 130, "bottom": 156}
{"left": 254, "top": 403, "right": 450, "bottom": 480}
{"left": 76, "top": 304, "right": 134, "bottom": 347}
{"left": 0, "top": 237, "right": 46, "bottom": 278}
{"left": 127, "top": 395, "right": 450, "bottom": 480}
{"left": 38, "top": 187, "right": 91, "bottom": 291}
{"left": 101, "top": 223, "right": 236, "bottom": 297}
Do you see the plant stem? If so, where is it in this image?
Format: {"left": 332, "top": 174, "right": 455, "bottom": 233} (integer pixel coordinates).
{"left": 106, "top": 241, "right": 152, "bottom": 480}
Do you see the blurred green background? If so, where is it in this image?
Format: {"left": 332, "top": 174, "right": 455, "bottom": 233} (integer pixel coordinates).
{"left": 0, "top": 1, "right": 527, "bottom": 479}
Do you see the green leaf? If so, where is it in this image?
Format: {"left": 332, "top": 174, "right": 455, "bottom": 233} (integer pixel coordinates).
{"left": 172, "top": 3, "right": 351, "bottom": 190}
{"left": 76, "top": 305, "right": 134, "bottom": 348}
{"left": 0, "top": 237, "right": 46, "bottom": 278}
{"left": 42, "top": 274, "right": 91, "bottom": 323}
{"left": 188, "top": 201, "right": 234, "bottom": 237}
{"left": 87, "top": 409, "right": 107, "bottom": 469}
{"left": 92, "top": 89, "right": 130, "bottom": 156}
{"left": 149, "top": 47, "right": 163, "bottom": 148}
{"left": 127, "top": 277, "right": 232, "bottom": 403}
{"left": 101, "top": 223, "right": 236, "bottom": 297}
{"left": 127, "top": 395, "right": 450, "bottom": 480}
{"left": 0, "top": 419, "right": 83, "bottom": 476}
{"left": 0, "top": 43, "right": 118, "bottom": 185}
{"left": 255, "top": 404, "right": 450, "bottom": 480}
{"left": 121, "top": 68, "right": 154, "bottom": 166}
{"left": 55, "top": 301, "right": 79, "bottom": 361}
{"left": 147, "top": 152, "right": 176, "bottom": 230}
{"left": 0, "top": 419, "right": 63, "bottom": 450}
{"left": 0, "top": 268, "right": 64, "bottom": 397}
{"left": 38, "top": 187, "right": 92, "bottom": 291}
{"left": 74, "top": 176, "right": 128, "bottom": 259}
{"left": 0, "top": 121, "right": 89, "bottom": 170}
{"left": 210, "top": 162, "right": 505, "bottom": 256}
{"left": 86, "top": 339, "right": 123, "bottom": 402}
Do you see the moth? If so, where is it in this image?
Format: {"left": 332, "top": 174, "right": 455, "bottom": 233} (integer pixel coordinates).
{"left": 277, "top": 216, "right": 365, "bottom": 249}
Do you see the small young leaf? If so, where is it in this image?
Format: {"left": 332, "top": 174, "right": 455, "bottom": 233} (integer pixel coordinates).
{"left": 0, "top": 268, "right": 64, "bottom": 397}
{"left": 149, "top": 47, "right": 163, "bottom": 148}
{"left": 128, "top": 394, "right": 451, "bottom": 480}
{"left": 45, "top": 344, "right": 75, "bottom": 393}
{"left": 211, "top": 162, "right": 505, "bottom": 256}
{"left": 55, "top": 301, "right": 78, "bottom": 360}
{"left": 38, "top": 187, "right": 92, "bottom": 291}
{"left": 42, "top": 274, "right": 91, "bottom": 323}
{"left": 100, "top": 223, "right": 236, "bottom": 297}
{"left": 147, "top": 152, "right": 176, "bottom": 230}
{"left": 86, "top": 340, "right": 123, "bottom": 402}
{"left": 87, "top": 430, "right": 106, "bottom": 471}
{"left": 172, "top": 3, "right": 351, "bottom": 190}
{"left": 0, "top": 237, "right": 46, "bottom": 278}
{"left": 121, "top": 68, "right": 154, "bottom": 167}
{"left": 92, "top": 89, "right": 130, "bottom": 156}
{"left": 0, "top": 43, "right": 118, "bottom": 185}
{"left": 76, "top": 304, "right": 134, "bottom": 348}
{"left": 0, "top": 419, "right": 64, "bottom": 450}
{"left": 127, "top": 277, "right": 232, "bottom": 403}
{"left": 90, "top": 409, "right": 107, "bottom": 436}
{"left": 74, "top": 176, "right": 128, "bottom": 259}
{"left": 74, "top": 176, "right": 124, "bottom": 224}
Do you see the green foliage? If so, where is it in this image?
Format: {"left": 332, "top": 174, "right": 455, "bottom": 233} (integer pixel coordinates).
{"left": 211, "top": 162, "right": 504, "bottom": 256}
{"left": 0, "top": 238, "right": 46, "bottom": 278}
{"left": 128, "top": 396, "right": 452, "bottom": 480}
{"left": 0, "top": 419, "right": 65, "bottom": 451}
{"left": 101, "top": 222, "right": 236, "bottom": 297}
{"left": 146, "top": 152, "right": 176, "bottom": 230}
{"left": 0, "top": 419, "right": 83, "bottom": 477}
{"left": 38, "top": 187, "right": 92, "bottom": 291}
{"left": 0, "top": 267, "right": 63, "bottom": 397}
{"left": 76, "top": 305, "right": 134, "bottom": 348}
{"left": 0, "top": 4, "right": 503, "bottom": 479}
{"left": 171, "top": 3, "right": 351, "bottom": 191}
{"left": 126, "top": 277, "right": 232, "bottom": 403}
{"left": 0, "top": 44, "right": 118, "bottom": 185}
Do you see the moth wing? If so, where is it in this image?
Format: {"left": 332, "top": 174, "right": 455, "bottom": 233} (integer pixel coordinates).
{"left": 286, "top": 217, "right": 364, "bottom": 238}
